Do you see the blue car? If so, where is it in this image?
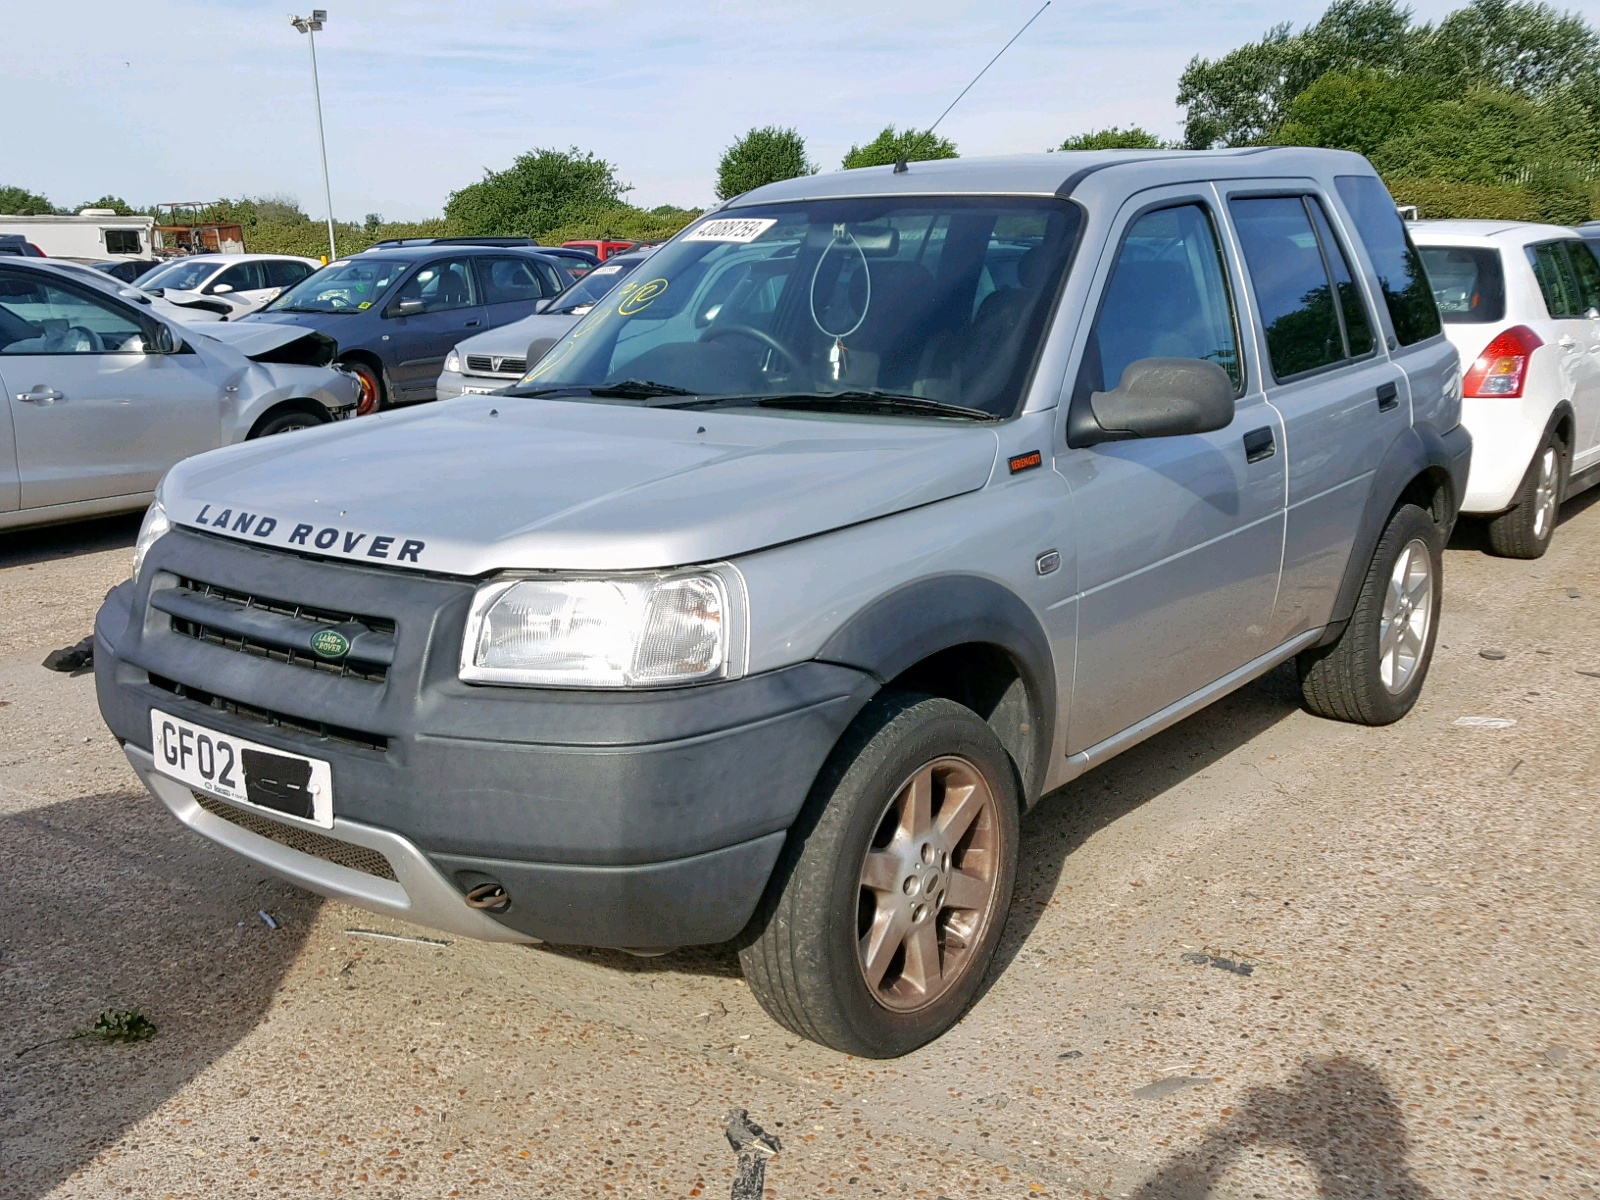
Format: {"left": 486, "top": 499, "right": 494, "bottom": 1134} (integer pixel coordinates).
{"left": 242, "top": 246, "right": 581, "bottom": 413}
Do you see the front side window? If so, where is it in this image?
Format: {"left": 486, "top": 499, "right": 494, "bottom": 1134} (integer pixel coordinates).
{"left": 1417, "top": 246, "right": 1507, "bottom": 324}
{"left": 514, "top": 197, "right": 1081, "bottom": 420}
{"left": 1528, "top": 242, "right": 1585, "bottom": 318}
{"left": 266, "top": 257, "right": 410, "bottom": 313}
{"left": 1231, "top": 196, "right": 1358, "bottom": 380}
{"left": 1075, "top": 202, "right": 1242, "bottom": 403}
{"left": 479, "top": 256, "right": 547, "bottom": 305}
{"left": 104, "top": 229, "right": 142, "bottom": 254}
{"left": 142, "top": 258, "right": 220, "bottom": 293}
{"left": 393, "top": 257, "right": 477, "bottom": 313}
{"left": 213, "top": 261, "right": 265, "bottom": 293}
{"left": 0, "top": 272, "right": 147, "bottom": 354}
{"left": 1333, "top": 174, "right": 1442, "bottom": 346}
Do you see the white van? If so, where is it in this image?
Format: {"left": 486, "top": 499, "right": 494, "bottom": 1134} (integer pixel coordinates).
{"left": 0, "top": 210, "right": 161, "bottom": 261}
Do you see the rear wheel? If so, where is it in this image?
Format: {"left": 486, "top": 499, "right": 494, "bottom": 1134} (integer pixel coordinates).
{"left": 1484, "top": 433, "right": 1566, "bottom": 559}
{"left": 740, "top": 693, "right": 1019, "bottom": 1057}
{"left": 341, "top": 359, "right": 386, "bottom": 416}
{"left": 1297, "top": 503, "right": 1443, "bottom": 726}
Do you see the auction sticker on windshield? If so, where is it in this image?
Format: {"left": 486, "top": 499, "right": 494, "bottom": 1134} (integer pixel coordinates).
{"left": 151, "top": 709, "right": 334, "bottom": 828}
{"left": 684, "top": 217, "right": 777, "bottom": 243}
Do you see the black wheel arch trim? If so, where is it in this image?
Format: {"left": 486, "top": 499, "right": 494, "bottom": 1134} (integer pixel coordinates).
{"left": 1322, "top": 421, "right": 1470, "bottom": 641}
{"left": 814, "top": 574, "right": 1057, "bottom": 802}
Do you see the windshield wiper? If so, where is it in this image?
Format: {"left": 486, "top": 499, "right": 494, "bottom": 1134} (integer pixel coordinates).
{"left": 269, "top": 305, "right": 343, "bottom": 314}
{"left": 506, "top": 379, "right": 695, "bottom": 400}
{"left": 653, "top": 390, "right": 1001, "bottom": 422}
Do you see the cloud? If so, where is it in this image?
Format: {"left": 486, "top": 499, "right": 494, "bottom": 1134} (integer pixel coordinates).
{"left": 2, "top": 0, "right": 1469, "bottom": 222}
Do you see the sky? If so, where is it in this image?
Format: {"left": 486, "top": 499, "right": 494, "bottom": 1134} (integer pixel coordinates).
{"left": 5, "top": 0, "right": 1471, "bottom": 223}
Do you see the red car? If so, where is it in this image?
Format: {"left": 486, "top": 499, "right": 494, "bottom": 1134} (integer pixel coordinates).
{"left": 561, "top": 239, "right": 636, "bottom": 262}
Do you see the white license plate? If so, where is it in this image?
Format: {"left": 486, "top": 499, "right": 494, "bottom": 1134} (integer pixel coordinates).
{"left": 459, "top": 385, "right": 500, "bottom": 395}
{"left": 150, "top": 709, "right": 334, "bottom": 828}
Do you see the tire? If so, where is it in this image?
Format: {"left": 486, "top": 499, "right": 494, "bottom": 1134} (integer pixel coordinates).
{"left": 739, "top": 692, "right": 1020, "bottom": 1057}
{"left": 341, "top": 359, "right": 386, "bottom": 416}
{"left": 1297, "top": 503, "right": 1443, "bottom": 726}
{"left": 1484, "top": 433, "right": 1567, "bottom": 559}
{"left": 250, "top": 409, "right": 325, "bottom": 438}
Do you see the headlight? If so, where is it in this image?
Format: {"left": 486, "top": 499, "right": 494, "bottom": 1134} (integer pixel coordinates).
{"left": 459, "top": 571, "right": 738, "bottom": 688}
{"left": 444, "top": 349, "right": 462, "bottom": 374}
{"left": 132, "top": 497, "right": 170, "bottom": 581}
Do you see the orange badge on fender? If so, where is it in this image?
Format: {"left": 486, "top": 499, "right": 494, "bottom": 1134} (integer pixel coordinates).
{"left": 1008, "top": 450, "right": 1043, "bottom": 474}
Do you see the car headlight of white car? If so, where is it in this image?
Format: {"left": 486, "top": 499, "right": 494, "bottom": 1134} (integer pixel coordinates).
{"left": 444, "top": 349, "right": 462, "bottom": 374}
{"left": 459, "top": 569, "right": 742, "bottom": 688}
{"left": 132, "top": 496, "right": 171, "bottom": 582}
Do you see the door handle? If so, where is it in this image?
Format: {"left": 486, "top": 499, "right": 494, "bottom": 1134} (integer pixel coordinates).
{"left": 464, "top": 319, "right": 481, "bottom": 328}
{"left": 1376, "top": 381, "right": 1400, "bottom": 412}
{"left": 1558, "top": 335, "right": 1578, "bottom": 351}
{"left": 16, "top": 387, "right": 64, "bottom": 404}
{"left": 1242, "top": 426, "right": 1275, "bottom": 463}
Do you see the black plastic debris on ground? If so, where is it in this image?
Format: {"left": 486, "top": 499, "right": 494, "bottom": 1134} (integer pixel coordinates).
{"left": 724, "top": 1108, "right": 780, "bottom": 1200}
{"left": 1479, "top": 648, "right": 1507, "bottom": 661}
{"left": 42, "top": 637, "right": 93, "bottom": 674}
{"left": 1182, "top": 951, "right": 1253, "bottom": 976}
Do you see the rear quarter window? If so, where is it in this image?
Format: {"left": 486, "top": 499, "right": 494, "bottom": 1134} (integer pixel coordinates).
{"left": 1417, "top": 246, "right": 1505, "bottom": 324}
{"left": 1333, "top": 175, "right": 1443, "bottom": 346}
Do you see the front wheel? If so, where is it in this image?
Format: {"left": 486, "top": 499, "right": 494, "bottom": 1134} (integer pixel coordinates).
{"left": 341, "top": 359, "right": 386, "bottom": 416}
{"left": 1297, "top": 503, "right": 1443, "bottom": 726}
{"left": 250, "top": 409, "right": 324, "bottom": 438}
{"left": 740, "top": 693, "right": 1019, "bottom": 1057}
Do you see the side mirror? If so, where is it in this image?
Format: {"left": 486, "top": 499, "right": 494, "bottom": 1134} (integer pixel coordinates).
{"left": 1086, "top": 358, "right": 1236, "bottom": 443}
{"left": 391, "top": 297, "right": 425, "bottom": 317}
{"left": 144, "top": 324, "right": 181, "bottom": 354}
{"left": 209, "top": 282, "right": 234, "bottom": 295}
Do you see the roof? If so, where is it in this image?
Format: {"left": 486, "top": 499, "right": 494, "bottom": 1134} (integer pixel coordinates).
{"left": 724, "top": 147, "right": 1377, "bottom": 206}
{"left": 1408, "top": 219, "right": 1583, "bottom": 245}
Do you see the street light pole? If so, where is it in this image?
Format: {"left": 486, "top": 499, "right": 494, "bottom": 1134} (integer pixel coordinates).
{"left": 290, "top": 10, "right": 337, "bottom": 261}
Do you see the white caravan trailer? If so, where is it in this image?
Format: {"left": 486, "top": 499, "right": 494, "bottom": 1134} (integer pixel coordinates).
{"left": 0, "top": 210, "right": 162, "bottom": 259}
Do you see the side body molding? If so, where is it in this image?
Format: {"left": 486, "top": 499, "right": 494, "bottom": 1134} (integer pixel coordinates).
{"left": 815, "top": 575, "right": 1057, "bottom": 803}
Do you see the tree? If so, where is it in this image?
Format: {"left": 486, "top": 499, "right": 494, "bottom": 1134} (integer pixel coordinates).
{"left": 446, "top": 147, "right": 631, "bottom": 238}
{"left": 1415, "top": 0, "right": 1600, "bottom": 98}
{"left": 1269, "top": 69, "right": 1438, "bottom": 157}
{"left": 1371, "top": 86, "right": 1578, "bottom": 186}
{"left": 0, "top": 185, "right": 56, "bottom": 215}
{"left": 73, "top": 195, "right": 135, "bottom": 215}
{"left": 841, "top": 126, "right": 958, "bottom": 169}
{"left": 1056, "top": 126, "right": 1172, "bottom": 151}
{"left": 716, "top": 127, "right": 816, "bottom": 201}
{"left": 364, "top": 213, "right": 382, "bottom": 233}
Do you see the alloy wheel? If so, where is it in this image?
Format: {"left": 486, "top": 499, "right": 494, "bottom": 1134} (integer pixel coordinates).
{"left": 1378, "top": 538, "right": 1434, "bottom": 695}
{"left": 1532, "top": 446, "right": 1559, "bottom": 540}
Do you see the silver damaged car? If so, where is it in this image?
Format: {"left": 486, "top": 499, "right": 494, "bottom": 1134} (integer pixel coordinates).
{"left": 95, "top": 150, "right": 1469, "bottom": 1055}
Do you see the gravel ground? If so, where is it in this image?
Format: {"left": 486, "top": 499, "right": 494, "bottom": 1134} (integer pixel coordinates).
{"left": 1, "top": 500, "right": 1597, "bottom": 1200}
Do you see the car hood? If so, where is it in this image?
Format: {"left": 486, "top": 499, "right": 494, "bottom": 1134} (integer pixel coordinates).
{"left": 194, "top": 321, "right": 338, "bottom": 365}
{"left": 457, "top": 310, "right": 585, "bottom": 361}
{"left": 242, "top": 309, "right": 342, "bottom": 331}
{"left": 164, "top": 396, "right": 1000, "bottom": 575}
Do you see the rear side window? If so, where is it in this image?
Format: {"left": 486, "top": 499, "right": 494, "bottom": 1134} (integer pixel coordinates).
{"left": 1230, "top": 195, "right": 1370, "bottom": 380}
{"left": 478, "top": 256, "right": 548, "bottom": 304}
{"left": 1074, "top": 202, "right": 1243, "bottom": 401}
{"left": 1417, "top": 246, "right": 1506, "bottom": 324}
{"left": 266, "top": 260, "right": 313, "bottom": 289}
{"left": 1333, "top": 175, "right": 1442, "bottom": 346}
{"left": 1566, "top": 240, "right": 1600, "bottom": 313}
{"left": 1528, "top": 242, "right": 1587, "bottom": 318}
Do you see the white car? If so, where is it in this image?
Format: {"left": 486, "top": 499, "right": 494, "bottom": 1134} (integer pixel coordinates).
{"left": 1413, "top": 221, "right": 1600, "bottom": 557}
{"left": 132, "top": 254, "right": 321, "bottom": 317}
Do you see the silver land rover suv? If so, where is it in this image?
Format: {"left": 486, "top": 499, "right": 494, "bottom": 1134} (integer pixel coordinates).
{"left": 96, "top": 149, "right": 1469, "bottom": 1056}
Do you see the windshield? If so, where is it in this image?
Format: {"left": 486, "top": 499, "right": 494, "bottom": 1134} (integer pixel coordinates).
{"left": 265, "top": 257, "right": 411, "bottom": 313}
{"left": 138, "top": 258, "right": 220, "bottom": 292}
{"left": 510, "top": 197, "right": 1081, "bottom": 419}
{"left": 1417, "top": 245, "right": 1505, "bottom": 324}
{"left": 547, "top": 257, "right": 645, "bottom": 313}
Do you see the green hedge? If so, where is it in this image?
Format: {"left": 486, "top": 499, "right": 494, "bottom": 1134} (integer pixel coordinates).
{"left": 1385, "top": 177, "right": 1545, "bottom": 221}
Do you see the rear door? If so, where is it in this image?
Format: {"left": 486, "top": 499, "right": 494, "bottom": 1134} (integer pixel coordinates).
{"left": 1060, "top": 190, "right": 1287, "bottom": 753}
{"left": 475, "top": 255, "right": 555, "bottom": 331}
{"left": 0, "top": 268, "right": 220, "bottom": 508}
{"left": 382, "top": 256, "right": 487, "bottom": 402}
{"left": 1536, "top": 240, "right": 1600, "bottom": 470}
{"left": 1220, "top": 184, "right": 1410, "bottom": 645}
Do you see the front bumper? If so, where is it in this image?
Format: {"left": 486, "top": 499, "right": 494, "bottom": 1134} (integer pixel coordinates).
{"left": 435, "top": 369, "right": 512, "bottom": 403}
{"left": 96, "top": 528, "right": 877, "bottom": 947}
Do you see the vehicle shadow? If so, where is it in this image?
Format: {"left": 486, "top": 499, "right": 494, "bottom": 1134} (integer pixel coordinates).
{"left": 0, "top": 512, "right": 141, "bottom": 569}
{"left": 1448, "top": 481, "right": 1600, "bottom": 552}
{"left": 1125, "top": 1054, "right": 1436, "bottom": 1199}
{"left": 0, "top": 788, "right": 319, "bottom": 1199}
{"left": 988, "top": 660, "right": 1304, "bottom": 982}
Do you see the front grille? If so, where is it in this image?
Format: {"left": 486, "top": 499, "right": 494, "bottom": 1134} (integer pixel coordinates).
{"left": 465, "top": 353, "right": 526, "bottom": 376}
{"left": 150, "top": 673, "right": 389, "bottom": 754}
{"left": 164, "top": 578, "right": 393, "bottom": 684}
{"left": 192, "top": 790, "right": 397, "bottom": 880}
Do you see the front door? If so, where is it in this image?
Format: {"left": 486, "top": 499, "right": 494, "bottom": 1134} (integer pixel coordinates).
{"left": 383, "top": 256, "right": 487, "bottom": 402}
{"left": 0, "top": 268, "right": 220, "bottom": 509}
{"left": 1059, "top": 193, "right": 1287, "bottom": 754}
